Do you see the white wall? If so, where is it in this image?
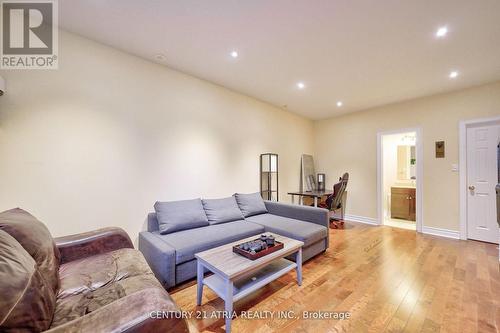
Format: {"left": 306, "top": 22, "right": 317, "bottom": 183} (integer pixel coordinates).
{"left": 382, "top": 134, "right": 399, "bottom": 218}
{"left": 3, "top": 30, "right": 499, "bottom": 240}
{"left": 0, "top": 31, "right": 314, "bottom": 241}
{"left": 315, "top": 81, "right": 500, "bottom": 231}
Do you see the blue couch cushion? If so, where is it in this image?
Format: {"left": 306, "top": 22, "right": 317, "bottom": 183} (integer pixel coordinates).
{"left": 234, "top": 192, "right": 268, "bottom": 217}
{"left": 202, "top": 197, "right": 244, "bottom": 225}
{"left": 154, "top": 199, "right": 209, "bottom": 235}
{"left": 158, "top": 220, "right": 265, "bottom": 264}
{"left": 246, "top": 214, "right": 327, "bottom": 247}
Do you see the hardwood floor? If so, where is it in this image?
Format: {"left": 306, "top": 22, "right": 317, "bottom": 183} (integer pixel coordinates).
{"left": 170, "top": 222, "right": 500, "bottom": 332}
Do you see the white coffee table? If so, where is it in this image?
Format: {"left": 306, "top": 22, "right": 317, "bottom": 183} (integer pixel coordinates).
{"left": 195, "top": 233, "right": 304, "bottom": 333}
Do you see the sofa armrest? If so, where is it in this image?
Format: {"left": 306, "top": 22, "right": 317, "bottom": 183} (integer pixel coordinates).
{"left": 55, "top": 227, "right": 133, "bottom": 264}
{"left": 139, "top": 231, "right": 176, "bottom": 289}
{"left": 264, "top": 201, "right": 329, "bottom": 246}
{"left": 44, "top": 288, "right": 189, "bottom": 333}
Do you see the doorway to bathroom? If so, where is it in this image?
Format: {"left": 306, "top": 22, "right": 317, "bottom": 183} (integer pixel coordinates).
{"left": 377, "top": 128, "right": 423, "bottom": 232}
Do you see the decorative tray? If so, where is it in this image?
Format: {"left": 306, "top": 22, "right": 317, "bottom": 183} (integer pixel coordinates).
{"left": 232, "top": 234, "right": 284, "bottom": 260}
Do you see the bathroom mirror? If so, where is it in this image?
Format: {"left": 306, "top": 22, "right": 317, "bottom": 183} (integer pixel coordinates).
{"left": 397, "top": 145, "right": 416, "bottom": 181}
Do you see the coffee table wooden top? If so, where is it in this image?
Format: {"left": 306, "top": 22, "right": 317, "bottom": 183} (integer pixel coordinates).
{"left": 195, "top": 233, "right": 303, "bottom": 279}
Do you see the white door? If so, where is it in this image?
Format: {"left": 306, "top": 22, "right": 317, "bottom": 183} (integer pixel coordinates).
{"left": 466, "top": 123, "right": 500, "bottom": 244}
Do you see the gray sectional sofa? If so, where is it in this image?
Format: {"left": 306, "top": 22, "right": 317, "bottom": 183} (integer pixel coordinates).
{"left": 139, "top": 193, "right": 329, "bottom": 289}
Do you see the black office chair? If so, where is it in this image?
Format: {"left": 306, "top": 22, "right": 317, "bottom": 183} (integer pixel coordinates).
{"left": 319, "top": 173, "right": 349, "bottom": 228}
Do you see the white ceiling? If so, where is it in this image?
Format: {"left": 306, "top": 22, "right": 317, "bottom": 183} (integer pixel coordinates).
{"left": 59, "top": 0, "right": 500, "bottom": 120}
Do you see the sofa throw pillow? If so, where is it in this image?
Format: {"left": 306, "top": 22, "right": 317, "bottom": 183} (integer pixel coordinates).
{"left": 154, "top": 199, "right": 209, "bottom": 235}
{"left": 234, "top": 192, "right": 268, "bottom": 217}
{"left": 202, "top": 197, "right": 244, "bottom": 225}
{"left": 0, "top": 208, "right": 61, "bottom": 294}
{"left": 0, "top": 230, "right": 56, "bottom": 332}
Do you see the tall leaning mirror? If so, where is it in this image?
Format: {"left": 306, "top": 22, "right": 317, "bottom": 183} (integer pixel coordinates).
{"left": 301, "top": 154, "right": 316, "bottom": 192}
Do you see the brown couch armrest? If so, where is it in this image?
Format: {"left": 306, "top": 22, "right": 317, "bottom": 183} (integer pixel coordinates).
{"left": 44, "top": 288, "right": 189, "bottom": 333}
{"left": 55, "top": 227, "right": 133, "bottom": 264}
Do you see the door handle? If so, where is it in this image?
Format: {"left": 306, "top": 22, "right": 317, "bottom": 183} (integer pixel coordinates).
{"left": 468, "top": 185, "right": 475, "bottom": 191}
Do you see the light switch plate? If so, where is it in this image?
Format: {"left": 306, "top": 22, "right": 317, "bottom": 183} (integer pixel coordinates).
{"left": 451, "top": 164, "right": 459, "bottom": 172}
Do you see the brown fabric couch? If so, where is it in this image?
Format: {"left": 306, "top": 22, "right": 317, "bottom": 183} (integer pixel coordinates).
{"left": 0, "top": 208, "right": 189, "bottom": 333}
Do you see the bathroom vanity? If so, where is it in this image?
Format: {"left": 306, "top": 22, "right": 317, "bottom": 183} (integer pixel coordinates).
{"left": 391, "top": 186, "right": 416, "bottom": 221}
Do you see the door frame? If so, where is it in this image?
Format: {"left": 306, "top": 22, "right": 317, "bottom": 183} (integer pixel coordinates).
{"left": 459, "top": 115, "right": 500, "bottom": 240}
{"left": 377, "top": 127, "right": 423, "bottom": 232}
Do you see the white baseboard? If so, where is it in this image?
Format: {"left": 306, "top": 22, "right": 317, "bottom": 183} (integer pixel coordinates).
{"left": 344, "top": 214, "right": 379, "bottom": 225}
{"left": 421, "top": 226, "right": 460, "bottom": 239}
{"left": 344, "top": 214, "right": 460, "bottom": 240}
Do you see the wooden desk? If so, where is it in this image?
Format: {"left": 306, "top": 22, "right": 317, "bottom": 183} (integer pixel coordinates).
{"left": 287, "top": 190, "right": 333, "bottom": 207}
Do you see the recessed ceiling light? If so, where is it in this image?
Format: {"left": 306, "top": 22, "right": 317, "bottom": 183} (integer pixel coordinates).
{"left": 436, "top": 26, "right": 448, "bottom": 38}
{"left": 296, "top": 82, "right": 305, "bottom": 89}
{"left": 230, "top": 51, "right": 238, "bottom": 58}
{"left": 336, "top": 101, "right": 343, "bottom": 107}
{"left": 154, "top": 53, "right": 166, "bottom": 61}
{"left": 449, "top": 71, "right": 459, "bottom": 79}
